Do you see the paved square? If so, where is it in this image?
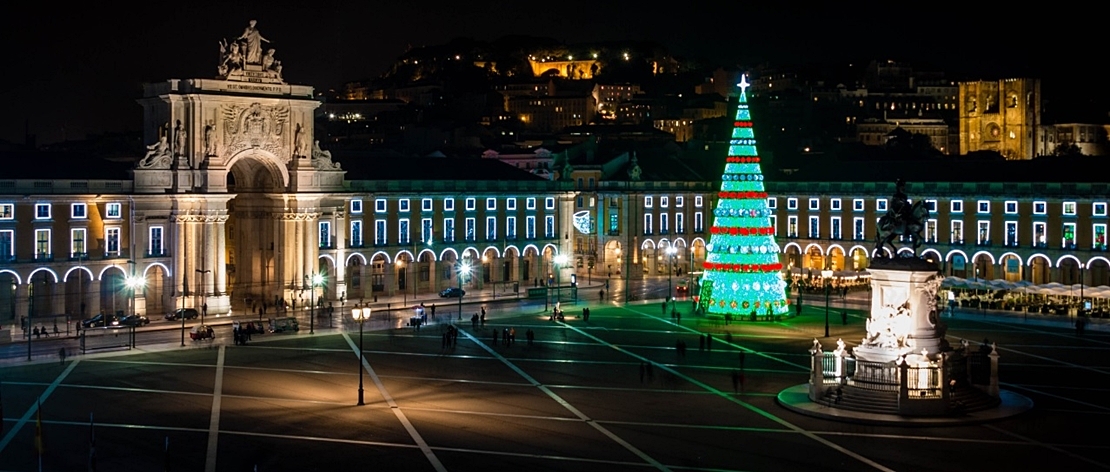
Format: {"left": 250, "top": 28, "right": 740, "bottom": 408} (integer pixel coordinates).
{"left": 0, "top": 302, "right": 1107, "bottom": 471}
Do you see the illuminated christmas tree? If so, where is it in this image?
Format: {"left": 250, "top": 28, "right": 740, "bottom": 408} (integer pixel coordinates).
{"left": 698, "top": 75, "right": 789, "bottom": 319}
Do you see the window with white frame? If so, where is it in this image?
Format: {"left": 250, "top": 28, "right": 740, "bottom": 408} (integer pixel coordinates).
{"left": 479, "top": 216, "right": 493, "bottom": 240}
{"left": 319, "top": 221, "right": 331, "bottom": 248}
{"left": 106, "top": 203, "right": 121, "bottom": 218}
{"left": 486, "top": 198, "right": 497, "bottom": 211}
{"left": 951, "top": 220, "right": 963, "bottom": 244}
{"left": 695, "top": 195, "right": 703, "bottom": 207}
{"left": 0, "top": 230, "right": 13, "bottom": 259}
{"left": 1005, "top": 221, "right": 1017, "bottom": 246}
{"left": 1033, "top": 222, "right": 1046, "bottom": 247}
{"left": 645, "top": 196, "right": 653, "bottom": 208}
{"left": 1094, "top": 223, "right": 1107, "bottom": 250}
{"left": 444, "top": 198, "right": 455, "bottom": 211}
{"left": 951, "top": 200, "right": 963, "bottom": 213}
{"left": 787, "top": 198, "right": 798, "bottom": 210}
{"left": 422, "top": 218, "right": 433, "bottom": 243}
{"left": 854, "top": 217, "right": 865, "bottom": 240}
{"left": 399, "top": 219, "right": 410, "bottom": 244}
{"left": 375, "top": 220, "right": 387, "bottom": 245}
{"left": 977, "top": 221, "right": 990, "bottom": 245}
{"left": 676, "top": 196, "right": 684, "bottom": 207}
{"left": 1063, "top": 222, "right": 1077, "bottom": 247}
{"left": 809, "top": 198, "right": 820, "bottom": 210}
{"left": 422, "top": 198, "right": 433, "bottom": 212}
{"left": 351, "top": 221, "right": 363, "bottom": 247}
{"left": 526, "top": 216, "right": 536, "bottom": 239}
{"left": 465, "top": 217, "right": 475, "bottom": 241}
{"left": 926, "top": 219, "right": 937, "bottom": 243}
{"left": 0, "top": 203, "right": 13, "bottom": 220}
{"left": 925, "top": 199, "right": 937, "bottom": 212}
{"left": 35, "top": 229, "right": 50, "bottom": 258}
{"left": 978, "top": 200, "right": 990, "bottom": 213}
{"left": 876, "top": 199, "right": 888, "bottom": 212}
{"left": 375, "top": 199, "right": 387, "bottom": 212}
{"left": 466, "top": 198, "right": 476, "bottom": 211}
{"left": 1095, "top": 202, "right": 1107, "bottom": 217}
{"left": 809, "top": 216, "right": 819, "bottom": 238}
{"left": 106, "top": 227, "right": 120, "bottom": 254}
{"left": 1004, "top": 201, "right": 1017, "bottom": 214}
{"left": 443, "top": 218, "right": 455, "bottom": 242}
{"left": 644, "top": 213, "right": 653, "bottom": 234}
{"left": 526, "top": 198, "right": 536, "bottom": 210}
{"left": 660, "top": 196, "right": 669, "bottom": 208}
{"left": 660, "top": 213, "right": 669, "bottom": 234}
{"left": 507, "top": 198, "right": 516, "bottom": 211}
{"left": 767, "top": 197, "right": 777, "bottom": 209}
{"left": 71, "top": 203, "right": 87, "bottom": 219}
{"left": 72, "top": 228, "right": 87, "bottom": 256}
{"left": 149, "top": 226, "right": 163, "bottom": 255}
{"left": 1033, "top": 201, "right": 1046, "bottom": 215}
{"left": 831, "top": 217, "right": 841, "bottom": 239}
{"left": 676, "top": 213, "right": 684, "bottom": 233}
{"left": 545, "top": 197, "right": 555, "bottom": 210}
{"left": 694, "top": 212, "right": 703, "bottom": 232}
{"left": 399, "top": 199, "right": 410, "bottom": 212}
{"left": 787, "top": 215, "right": 798, "bottom": 237}
{"left": 1063, "top": 201, "right": 1077, "bottom": 216}
{"left": 830, "top": 198, "right": 841, "bottom": 211}
{"left": 853, "top": 199, "right": 864, "bottom": 211}
{"left": 506, "top": 216, "right": 517, "bottom": 239}
{"left": 351, "top": 199, "right": 363, "bottom": 214}
{"left": 544, "top": 215, "right": 555, "bottom": 238}
{"left": 35, "top": 203, "right": 50, "bottom": 219}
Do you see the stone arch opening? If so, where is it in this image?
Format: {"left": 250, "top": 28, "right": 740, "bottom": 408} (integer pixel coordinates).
{"left": 1029, "top": 257, "right": 1050, "bottom": 284}
{"left": 1090, "top": 259, "right": 1110, "bottom": 287}
{"left": 224, "top": 152, "right": 286, "bottom": 311}
{"left": 1059, "top": 258, "right": 1081, "bottom": 285}
{"left": 971, "top": 254, "right": 994, "bottom": 280}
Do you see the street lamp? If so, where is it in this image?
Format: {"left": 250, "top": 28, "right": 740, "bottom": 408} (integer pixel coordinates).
{"left": 666, "top": 246, "right": 677, "bottom": 314}
{"left": 195, "top": 269, "right": 211, "bottom": 325}
{"left": 308, "top": 273, "right": 324, "bottom": 335}
{"left": 821, "top": 268, "right": 834, "bottom": 337}
{"left": 352, "top": 304, "right": 369, "bottom": 406}
{"left": 554, "top": 253, "right": 568, "bottom": 306}
{"left": 397, "top": 259, "right": 407, "bottom": 307}
{"left": 457, "top": 262, "right": 471, "bottom": 319}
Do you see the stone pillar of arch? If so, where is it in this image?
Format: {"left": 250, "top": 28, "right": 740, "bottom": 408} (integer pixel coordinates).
{"left": 216, "top": 218, "right": 227, "bottom": 295}
{"left": 15, "top": 285, "right": 30, "bottom": 322}
{"left": 174, "top": 218, "right": 185, "bottom": 297}
{"left": 385, "top": 261, "right": 397, "bottom": 297}
{"left": 428, "top": 258, "right": 439, "bottom": 294}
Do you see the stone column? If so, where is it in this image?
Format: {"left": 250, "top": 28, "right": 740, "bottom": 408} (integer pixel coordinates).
{"left": 429, "top": 259, "right": 439, "bottom": 293}
{"left": 175, "top": 218, "right": 185, "bottom": 296}
{"left": 204, "top": 216, "right": 217, "bottom": 298}
{"left": 216, "top": 218, "right": 227, "bottom": 295}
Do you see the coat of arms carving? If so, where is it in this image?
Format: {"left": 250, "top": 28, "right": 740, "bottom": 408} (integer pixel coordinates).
{"left": 221, "top": 102, "right": 290, "bottom": 161}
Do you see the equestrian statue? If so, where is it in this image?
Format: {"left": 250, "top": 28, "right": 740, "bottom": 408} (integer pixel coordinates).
{"left": 874, "top": 178, "right": 930, "bottom": 258}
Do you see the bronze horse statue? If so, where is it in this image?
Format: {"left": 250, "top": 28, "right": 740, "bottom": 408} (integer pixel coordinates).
{"left": 874, "top": 199, "right": 929, "bottom": 257}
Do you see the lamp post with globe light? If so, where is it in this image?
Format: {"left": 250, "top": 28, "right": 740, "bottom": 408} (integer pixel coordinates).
{"left": 666, "top": 246, "right": 677, "bottom": 314}
{"left": 351, "top": 304, "right": 369, "bottom": 405}
{"left": 457, "top": 261, "right": 471, "bottom": 319}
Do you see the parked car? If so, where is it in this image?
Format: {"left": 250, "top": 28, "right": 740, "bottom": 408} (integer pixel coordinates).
{"left": 190, "top": 324, "right": 215, "bottom": 341}
{"left": 165, "top": 308, "right": 199, "bottom": 321}
{"left": 117, "top": 314, "right": 150, "bottom": 327}
{"left": 81, "top": 313, "right": 114, "bottom": 328}
{"left": 439, "top": 287, "right": 466, "bottom": 298}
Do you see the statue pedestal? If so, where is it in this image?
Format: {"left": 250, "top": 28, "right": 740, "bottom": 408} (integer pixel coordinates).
{"left": 855, "top": 259, "right": 943, "bottom": 363}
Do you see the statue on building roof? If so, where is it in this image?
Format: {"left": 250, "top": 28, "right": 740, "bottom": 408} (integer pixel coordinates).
{"left": 238, "top": 20, "right": 269, "bottom": 65}
{"left": 627, "top": 153, "right": 642, "bottom": 181}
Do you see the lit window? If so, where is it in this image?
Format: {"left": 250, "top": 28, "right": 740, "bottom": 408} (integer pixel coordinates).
{"left": 443, "top": 218, "right": 455, "bottom": 242}
{"left": 977, "top": 221, "right": 990, "bottom": 245}
{"left": 351, "top": 221, "right": 363, "bottom": 247}
{"left": 977, "top": 200, "right": 990, "bottom": 213}
{"left": 0, "top": 204, "right": 13, "bottom": 220}
{"left": 1063, "top": 201, "right": 1077, "bottom": 216}
{"left": 830, "top": 199, "right": 841, "bottom": 211}
{"left": 526, "top": 198, "right": 536, "bottom": 210}
{"left": 149, "top": 226, "right": 163, "bottom": 255}
{"left": 1004, "top": 221, "right": 1017, "bottom": 246}
{"left": 1033, "top": 221, "right": 1046, "bottom": 247}
{"left": 951, "top": 220, "right": 963, "bottom": 244}
{"left": 399, "top": 199, "right": 410, "bottom": 212}
{"left": 106, "top": 227, "right": 120, "bottom": 254}
{"left": 1094, "top": 223, "right": 1107, "bottom": 250}
{"left": 675, "top": 196, "right": 684, "bottom": 208}
{"left": 876, "top": 199, "right": 888, "bottom": 212}
{"left": 1062, "top": 222, "right": 1076, "bottom": 248}
{"left": 351, "top": 199, "right": 363, "bottom": 214}
{"left": 71, "top": 203, "right": 87, "bottom": 219}
{"left": 1, "top": 229, "right": 15, "bottom": 259}
{"left": 375, "top": 199, "right": 387, "bottom": 212}
{"left": 661, "top": 196, "right": 670, "bottom": 208}
{"left": 809, "top": 198, "right": 820, "bottom": 210}
{"left": 486, "top": 216, "right": 497, "bottom": 240}
{"left": 422, "top": 198, "right": 433, "bottom": 211}
{"left": 1094, "top": 202, "right": 1108, "bottom": 217}
{"left": 106, "top": 203, "right": 121, "bottom": 218}
{"left": 645, "top": 196, "right": 653, "bottom": 208}
{"left": 35, "top": 203, "right": 51, "bottom": 219}
{"left": 767, "top": 198, "right": 777, "bottom": 209}
{"left": 444, "top": 198, "right": 455, "bottom": 211}
{"left": 809, "top": 216, "right": 819, "bottom": 238}
{"left": 853, "top": 199, "right": 864, "bottom": 211}
{"left": 853, "top": 217, "right": 865, "bottom": 240}
{"left": 1004, "top": 201, "right": 1017, "bottom": 214}
{"left": 72, "top": 228, "right": 87, "bottom": 256}
{"left": 787, "top": 215, "right": 798, "bottom": 237}
{"left": 1033, "top": 201, "right": 1046, "bottom": 215}
{"left": 787, "top": 198, "right": 798, "bottom": 210}
{"left": 319, "top": 221, "right": 331, "bottom": 248}
{"left": 35, "top": 229, "right": 50, "bottom": 258}
{"left": 951, "top": 200, "right": 963, "bottom": 213}
{"left": 399, "top": 218, "right": 410, "bottom": 244}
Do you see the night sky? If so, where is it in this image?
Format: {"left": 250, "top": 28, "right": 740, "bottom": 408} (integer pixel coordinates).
{"left": 1, "top": 1, "right": 1102, "bottom": 145}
